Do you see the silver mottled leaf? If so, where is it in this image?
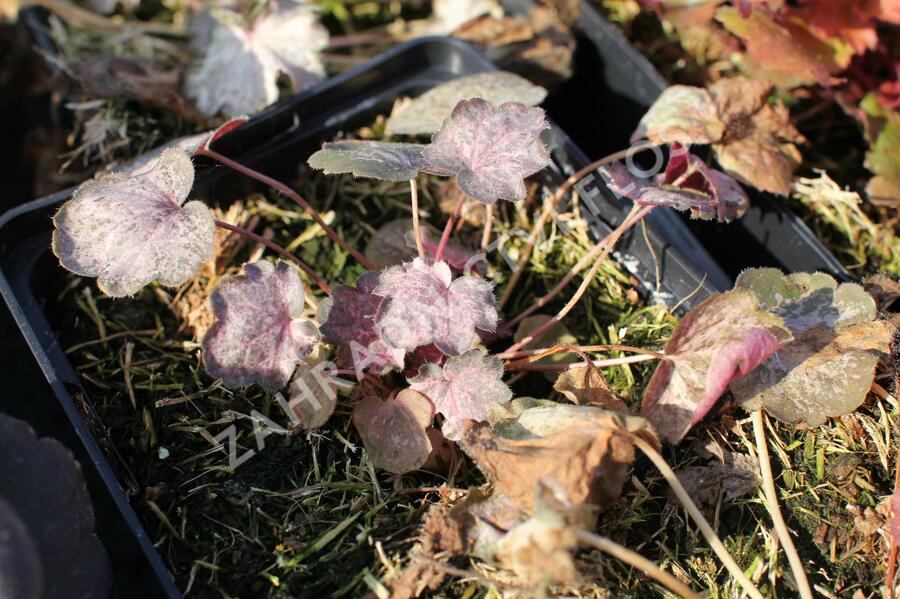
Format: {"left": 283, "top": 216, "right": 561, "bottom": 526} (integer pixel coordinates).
{"left": 307, "top": 141, "right": 431, "bottom": 181}
{"left": 641, "top": 291, "right": 792, "bottom": 443}
{"left": 374, "top": 258, "right": 498, "bottom": 356}
{"left": 408, "top": 349, "right": 512, "bottom": 439}
{"left": 386, "top": 71, "right": 547, "bottom": 135}
{"left": 202, "top": 260, "right": 319, "bottom": 390}
{"left": 730, "top": 268, "right": 893, "bottom": 425}
{"left": 185, "top": 4, "right": 327, "bottom": 117}
{"left": 423, "top": 98, "right": 551, "bottom": 204}
{"left": 52, "top": 148, "right": 214, "bottom": 297}
{"left": 316, "top": 272, "right": 405, "bottom": 376}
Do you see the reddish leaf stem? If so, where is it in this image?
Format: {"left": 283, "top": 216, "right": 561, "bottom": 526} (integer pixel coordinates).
{"left": 435, "top": 192, "right": 467, "bottom": 262}
{"left": 199, "top": 148, "right": 375, "bottom": 270}
{"left": 214, "top": 220, "right": 331, "bottom": 294}
{"left": 481, "top": 204, "right": 493, "bottom": 250}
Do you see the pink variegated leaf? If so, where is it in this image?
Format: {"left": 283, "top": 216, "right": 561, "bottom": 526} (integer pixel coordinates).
{"left": 409, "top": 349, "right": 512, "bottom": 440}
{"left": 641, "top": 291, "right": 792, "bottom": 443}
{"left": 202, "top": 260, "right": 319, "bottom": 390}
{"left": 353, "top": 390, "right": 435, "bottom": 474}
{"left": 317, "top": 272, "right": 405, "bottom": 376}
{"left": 52, "top": 148, "right": 215, "bottom": 297}
{"left": 423, "top": 98, "right": 551, "bottom": 204}
{"left": 374, "top": 258, "right": 498, "bottom": 356}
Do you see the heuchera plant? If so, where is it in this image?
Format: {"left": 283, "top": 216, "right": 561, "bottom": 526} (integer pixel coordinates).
{"left": 50, "top": 71, "right": 893, "bottom": 597}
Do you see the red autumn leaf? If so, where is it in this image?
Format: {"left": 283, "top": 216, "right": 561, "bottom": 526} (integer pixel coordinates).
{"left": 202, "top": 260, "right": 319, "bottom": 390}
{"left": 716, "top": 6, "right": 843, "bottom": 88}
{"left": 641, "top": 291, "right": 792, "bottom": 443}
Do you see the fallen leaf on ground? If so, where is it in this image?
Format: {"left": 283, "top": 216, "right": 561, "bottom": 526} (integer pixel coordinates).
{"left": 461, "top": 404, "right": 657, "bottom": 513}
{"left": 69, "top": 56, "right": 201, "bottom": 121}
{"left": 641, "top": 290, "right": 792, "bottom": 443}
{"left": 52, "top": 148, "right": 214, "bottom": 297}
{"left": 202, "top": 260, "right": 319, "bottom": 390}
{"left": 730, "top": 268, "right": 893, "bottom": 425}
{"left": 554, "top": 365, "right": 629, "bottom": 412}
{"left": 675, "top": 450, "right": 759, "bottom": 512}
{"left": 288, "top": 363, "right": 338, "bottom": 430}
{"left": 352, "top": 390, "right": 434, "bottom": 474}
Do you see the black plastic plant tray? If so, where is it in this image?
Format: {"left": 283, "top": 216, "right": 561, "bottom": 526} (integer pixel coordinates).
{"left": 536, "top": 0, "right": 851, "bottom": 283}
{"left": 0, "top": 36, "right": 723, "bottom": 598}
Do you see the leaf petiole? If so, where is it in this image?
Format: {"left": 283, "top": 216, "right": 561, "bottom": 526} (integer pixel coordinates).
{"left": 200, "top": 148, "right": 375, "bottom": 270}
{"left": 213, "top": 220, "right": 331, "bottom": 294}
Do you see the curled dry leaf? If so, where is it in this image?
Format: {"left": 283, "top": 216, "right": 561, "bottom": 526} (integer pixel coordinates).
{"left": 307, "top": 141, "right": 432, "bottom": 182}
{"left": 716, "top": 6, "right": 843, "bottom": 88}
{"left": 729, "top": 268, "right": 894, "bottom": 425}
{"left": 386, "top": 71, "right": 547, "bottom": 136}
{"left": 317, "top": 272, "right": 405, "bottom": 376}
{"left": 409, "top": 349, "right": 512, "bottom": 440}
{"left": 641, "top": 291, "right": 792, "bottom": 444}
{"left": 633, "top": 78, "right": 803, "bottom": 196}
{"left": 423, "top": 98, "right": 551, "bottom": 204}
{"left": 185, "top": 4, "right": 327, "bottom": 117}
{"left": 600, "top": 150, "right": 748, "bottom": 222}
{"left": 707, "top": 77, "right": 804, "bottom": 197}
{"left": 374, "top": 258, "right": 498, "bottom": 356}
{"left": 554, "top": 365, "right": 629, "bottom": 412}
{"left": 202, "top": 260, "right": 319, "bottom": 390}
{"left": 495, "top": 511, "right": 577, "bottom": 585}
{"left": 352, "top": 390, "right": 434, "bottom": 474}
{"left": 52, "top": 148, "right": 214, "bottom": 297}
{"left": 461, "top": 404, "right": 657, "bottom": 513}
